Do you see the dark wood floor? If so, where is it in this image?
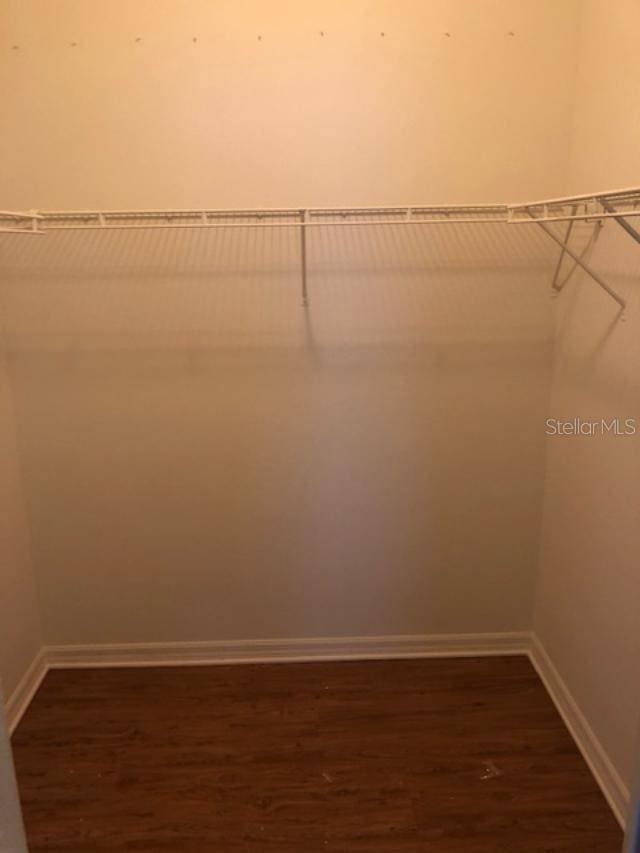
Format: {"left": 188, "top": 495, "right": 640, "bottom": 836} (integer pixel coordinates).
{"left": 12, "top": 656, "right": 622, "bottom": 852}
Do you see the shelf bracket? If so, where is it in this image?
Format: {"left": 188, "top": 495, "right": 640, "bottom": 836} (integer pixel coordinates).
{"left": 550, "top": 205, "right": 577, "bottom": 292}
{"left": 600, "top": 198, "right": 640, "bottom": 245}
{"left": 0, "top": 210, "right": 44, "bottom": 235}
{"left": 526, "top": 208, "right": 626, "bottom": 312}
{"left": 552, "top": 216, "right": 602, "bottom": 295}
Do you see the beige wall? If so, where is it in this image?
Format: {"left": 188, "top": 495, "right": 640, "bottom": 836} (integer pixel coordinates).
{"left": 0, "top": 352, "right": 42, "bottom": 701}
{"left": 0, "top": 0, "right": 581, "bottom": 648}
{"left": 1, "top": 0, "right": 579, "bottom": 209}
{"left": 0, "top": 224, "right": 554, "bottom": 644}
{"left": 564, "top": 0, "right": 640, "bottom": 194}
{"left": 534, "top": 0, "right": 640, "bottom": 795}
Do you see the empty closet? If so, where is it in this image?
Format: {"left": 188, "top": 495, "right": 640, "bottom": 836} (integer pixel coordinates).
{"left": 1, "top": 1, "right": 638, "bottom": 851}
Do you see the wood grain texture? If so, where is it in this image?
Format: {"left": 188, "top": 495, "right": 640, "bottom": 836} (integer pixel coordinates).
{"left": 12, "top": 657, "right": 623, "bottom": 852}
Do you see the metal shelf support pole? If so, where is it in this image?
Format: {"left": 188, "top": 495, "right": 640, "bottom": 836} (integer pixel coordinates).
{"left": 527, "top": 209, "right": 626, "bottom": 312}
{"left": 300, "top": 209, "right": 309, "bottom": 307}
{"left": 551, "top": 205, "right": 577, "bottom": 292}
{"left": 601, "top": 198, "right": 640, "bottom": 245}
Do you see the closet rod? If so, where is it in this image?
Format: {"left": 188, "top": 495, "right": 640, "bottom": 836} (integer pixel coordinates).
{"left": 512, "top": 185, "right": 640, "bottom": 206}
{"left": 21, "top": 211, "right": 640, "bottom": 230}
{"left": 2, "top": 188, "right": 637, "bottom": 312}
{"left": 0, "top": 210, "right": 43, "bottom": 235}
{"left": 508, "top": 187, "right": 640, "bottom": 225}
{"left": 31, "top": 216, "right": 514, "bottom": 230}
{"left": 0, "top": 188, "right": 639, "bottom": 234}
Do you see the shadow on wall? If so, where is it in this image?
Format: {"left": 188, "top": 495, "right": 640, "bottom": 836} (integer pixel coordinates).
{"left": 0, "top": 221, "right": 555, "bottom": 352}
{"left": 0, "top": 224, "right": 556, "bottom": 644}
{"left": 553, "top": 223, "right": 640, "bottom": 401}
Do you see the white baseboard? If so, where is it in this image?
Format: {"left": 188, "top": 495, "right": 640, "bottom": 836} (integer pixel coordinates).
{"left": 528, "top": 634, "right": 629, "bottom": 829}
{"left": 45, "top": 630, "right": 530, "bottom": 668}
{"left": 4, "top": 649, "right": 48, "bottom": 735}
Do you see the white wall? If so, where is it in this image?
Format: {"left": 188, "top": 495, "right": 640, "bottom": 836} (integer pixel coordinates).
{"left": 534, "top": 0, "right": 640, "bottom": 800}
{"left": 0, "top": 351, "right": 42, "bottom": 702}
